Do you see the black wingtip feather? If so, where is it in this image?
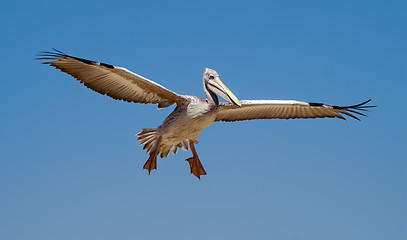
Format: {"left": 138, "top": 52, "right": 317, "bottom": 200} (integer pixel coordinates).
{"left": 52, "top": 48, "right": 67, "bottom": 55}
{"left": 309, "top": 98, "right": 376, "bottom": 120}
{"left": 339, "top": 110, "right": 361, "bottom": 121}
{"left": 334, "top": 99, "right": 376, "bottom": 120}
{"left": 36, "top": 49, "right": 115, "bottom": 69}
{"left": 338, "top": 98, "right": 377, "bottom": 109}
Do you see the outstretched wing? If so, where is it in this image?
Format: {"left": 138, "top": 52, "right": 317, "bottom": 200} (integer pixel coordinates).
{"left": 38, "top": 49, "right": 187, "bottom": 108}
{"left": 216, "top": 99, "right": 375, "bottom": 122}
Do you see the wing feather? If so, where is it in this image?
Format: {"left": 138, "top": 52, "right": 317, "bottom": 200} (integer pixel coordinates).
{"left": 38, "top": 49, "right": 187, "bottom": 108}
{"left": 216, "top": 99, "right": 375, "bottom": 122}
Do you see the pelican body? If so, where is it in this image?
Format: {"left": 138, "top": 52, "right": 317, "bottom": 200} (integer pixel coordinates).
{"left": 38, "top": 49, "right": 375, "bottom": 179}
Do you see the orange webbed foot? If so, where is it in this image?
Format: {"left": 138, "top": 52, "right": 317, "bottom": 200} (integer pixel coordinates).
{"left": 143, "top": 151, "right": 158, "bottom": 174}
{"left": 186, "top": 156, "right": 207, "bottom": 179}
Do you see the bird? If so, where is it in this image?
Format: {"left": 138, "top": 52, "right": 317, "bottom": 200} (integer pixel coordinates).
{"left": 38, "top": 49, "right": 375, "bottom": 179}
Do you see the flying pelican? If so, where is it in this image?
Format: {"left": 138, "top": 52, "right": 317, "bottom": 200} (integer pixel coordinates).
{"left": 38, "top": 49, "right": 375, "bottom": 179}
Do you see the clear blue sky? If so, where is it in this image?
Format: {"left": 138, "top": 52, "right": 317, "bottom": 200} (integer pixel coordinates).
{"left": 1, "top": 0, "right": 406, "bottom": 239}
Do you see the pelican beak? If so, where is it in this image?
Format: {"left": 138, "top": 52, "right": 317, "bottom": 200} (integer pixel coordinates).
{"left": 213, "top": 77, "right": 242, "bottom": 107}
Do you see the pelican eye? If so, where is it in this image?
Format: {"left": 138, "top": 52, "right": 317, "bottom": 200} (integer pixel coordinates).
{"left": 208, "top": 75, "right": 215, "bottom": 80}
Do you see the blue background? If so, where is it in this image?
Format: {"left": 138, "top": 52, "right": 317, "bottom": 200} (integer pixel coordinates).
{"left": 1, "top": 0, "right": 406, "bottom": 239}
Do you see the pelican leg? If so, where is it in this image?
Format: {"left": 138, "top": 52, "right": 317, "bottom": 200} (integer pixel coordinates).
{"left": 186, "top": 140, "right": 207, "bottom": 179}
{"left": 143, "top": 137, "right": 162, "bottom": 174}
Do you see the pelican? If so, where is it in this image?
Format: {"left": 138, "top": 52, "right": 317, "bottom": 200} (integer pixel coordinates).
{"left": 38, "top": 49, "right": 375, "bottom": 179}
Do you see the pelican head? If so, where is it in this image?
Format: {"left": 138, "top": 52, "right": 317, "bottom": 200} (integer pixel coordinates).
{"left": 203, "top": 68, "right": 242, "bottom": 107}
